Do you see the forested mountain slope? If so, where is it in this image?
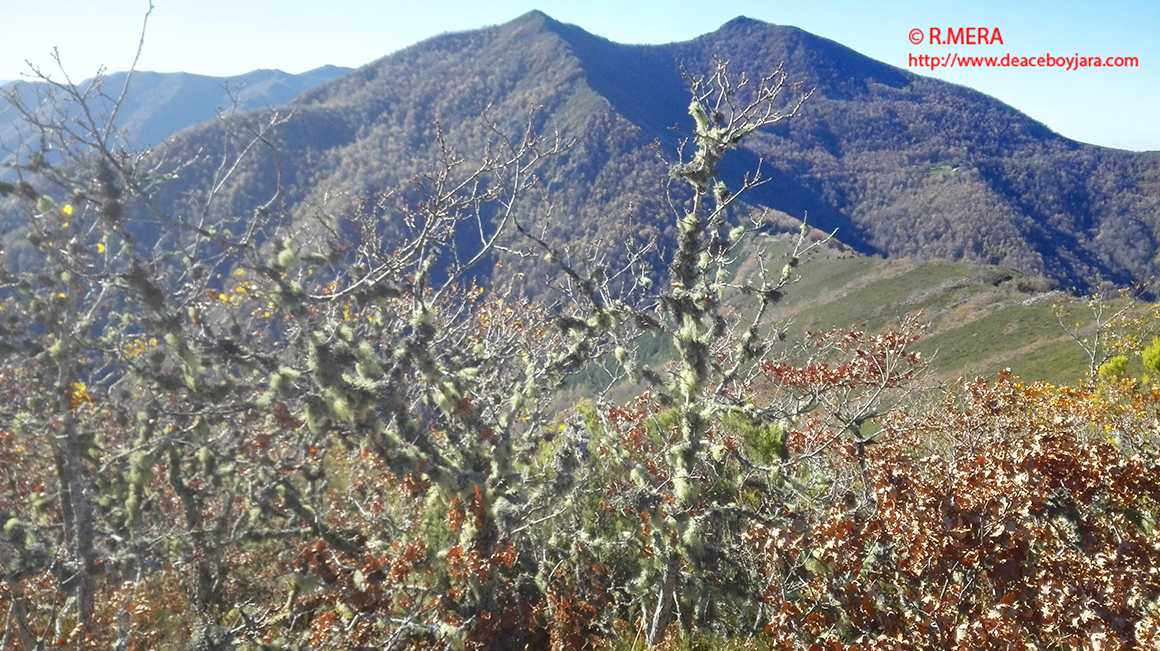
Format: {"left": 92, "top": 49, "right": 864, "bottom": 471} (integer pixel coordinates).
{"left": 134, "top": 12, "right": 1160, "bottom": 292}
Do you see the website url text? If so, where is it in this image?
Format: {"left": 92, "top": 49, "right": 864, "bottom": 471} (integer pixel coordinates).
{"left": 908, "top": 52, "right": 1139, "bottom": 72}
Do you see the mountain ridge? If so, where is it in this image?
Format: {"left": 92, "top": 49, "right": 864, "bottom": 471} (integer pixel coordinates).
{"left": 11, "top": 13, "right": 1160, "bottom": 294}
{"left": 0, "top": 65, "right": 351, "bottom": 161}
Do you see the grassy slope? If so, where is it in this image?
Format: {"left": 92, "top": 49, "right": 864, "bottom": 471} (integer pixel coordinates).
{"left": 735, "top": 229, "right": 1090, "bottom": 385}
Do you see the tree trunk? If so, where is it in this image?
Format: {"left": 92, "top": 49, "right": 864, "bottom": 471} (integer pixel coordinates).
{"left": 646, "top": 559, "right": 678, "bottom": 646}
{"left": 54, "top": 293, "right": 96, "bottom": 639}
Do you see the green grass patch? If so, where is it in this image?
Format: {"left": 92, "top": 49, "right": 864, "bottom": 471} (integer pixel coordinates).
{"left": 737, "top": 240, "right": 1089, "bottom": 383}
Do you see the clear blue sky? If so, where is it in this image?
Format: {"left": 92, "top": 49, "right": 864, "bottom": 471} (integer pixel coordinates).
{"left": 2, "top": 0, "right": 1156, "bottom": 151}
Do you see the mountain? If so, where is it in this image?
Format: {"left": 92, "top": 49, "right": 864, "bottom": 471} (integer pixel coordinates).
{"left": 0, "top": 65, "right": 350, "bottom": 164}
{"left": 26, "top": 12, "right": 1160, "bottom": 293}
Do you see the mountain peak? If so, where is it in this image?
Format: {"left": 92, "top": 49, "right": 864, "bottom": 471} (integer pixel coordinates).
{"left": 514, "top": 9, "right": 550, "bottom": 21}
{"left": 720, "top": 16, "right": 766, "bottom": 29}
{"left": 508, "top": 9, "right": 558, "bottom": 31}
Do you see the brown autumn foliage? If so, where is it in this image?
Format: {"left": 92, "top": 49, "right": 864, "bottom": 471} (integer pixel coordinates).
{"left": 755, "top": 373, "right": 1160, "bottom": 650}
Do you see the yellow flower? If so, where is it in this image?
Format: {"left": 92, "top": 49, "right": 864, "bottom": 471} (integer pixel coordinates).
{"left": 61, "top": 204, "right": 74, "bottom": 216}
{"left": 70, "top": 381, "right": 93, "bottom": 408}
